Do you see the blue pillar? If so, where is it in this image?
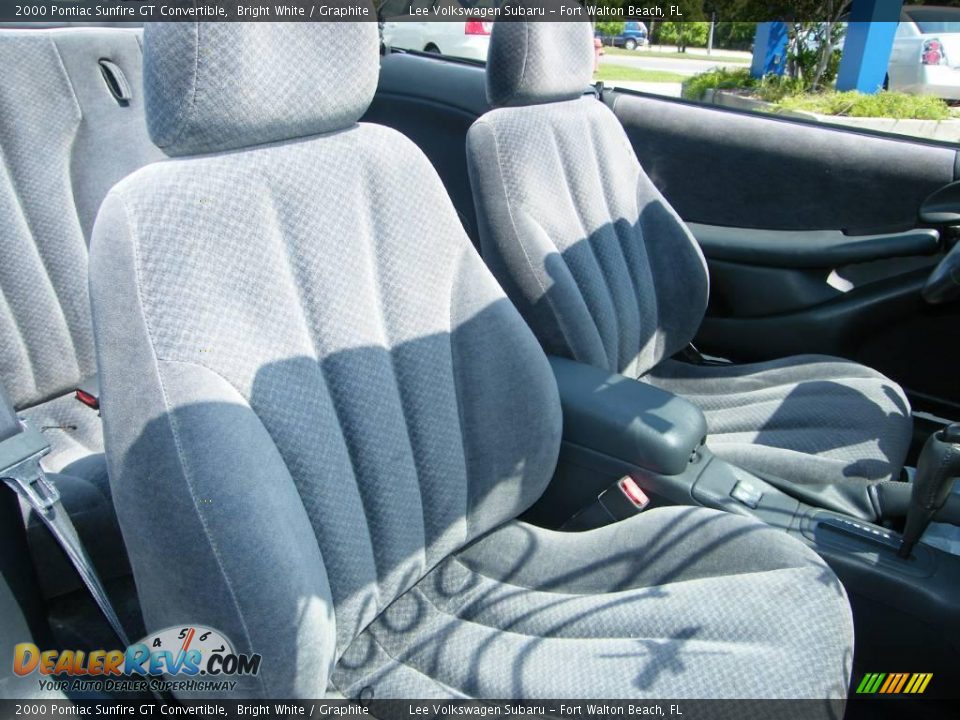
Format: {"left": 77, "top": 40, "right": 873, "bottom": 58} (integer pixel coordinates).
{"left": 751, "top": 22, "right": 789, "bottom": 78}
{"left": 836, "top": 0, "right": 903, "bottom": 93}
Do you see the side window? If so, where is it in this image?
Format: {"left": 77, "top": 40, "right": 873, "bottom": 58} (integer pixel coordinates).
{"left": 603, "top": 20, "right": 954, "bottom": 145}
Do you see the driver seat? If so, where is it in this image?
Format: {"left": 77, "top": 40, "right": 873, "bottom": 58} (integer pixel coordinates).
{"left": 466, "top": 19, "right": 913, "bottom": 490}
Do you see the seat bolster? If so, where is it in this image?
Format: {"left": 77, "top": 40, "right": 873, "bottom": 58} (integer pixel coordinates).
{"left": 466, "top": 118, "right": 591, "bottom": 366}
{"left": 91, "top": 191, "right": 336, "bottom": 698}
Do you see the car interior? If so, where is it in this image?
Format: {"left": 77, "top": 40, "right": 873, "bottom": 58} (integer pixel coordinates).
{"left": 1, "top": 14, "right": 959, "bottom": 714}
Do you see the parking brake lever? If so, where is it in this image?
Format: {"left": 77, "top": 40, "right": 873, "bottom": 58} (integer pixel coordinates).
{"left": 899, "top": 423, "right": 960, "bottom": 558}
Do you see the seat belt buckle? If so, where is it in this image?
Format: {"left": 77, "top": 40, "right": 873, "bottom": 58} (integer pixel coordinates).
{"left": 616, "top": 476, "right": 650, "bottom": 510}
{"left": 560, "top": 476, "right": 651, "bottom": 531}
{"left": 10, "top": 464, "right": 60, "bottom": 511}
{"left": 75, "top": 375, "right": 100, "bottom": 411}
{"left": 0, "top": 421, "right": 55, "bottom": 510}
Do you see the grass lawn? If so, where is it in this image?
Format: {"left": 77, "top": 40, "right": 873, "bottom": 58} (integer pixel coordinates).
{"left": 595, "top": 65, "right": 687, "bottom": 84}
{"left": 604, "top": 47, "right": 750, "bottom": 64}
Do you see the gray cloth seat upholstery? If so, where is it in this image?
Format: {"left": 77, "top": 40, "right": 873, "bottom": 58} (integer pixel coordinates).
{"left": 648, "top": 356, "right": 911, "bottom": 486}
{"left": 0, "top": 27, "right": 160, "bottom": 593}
{"left": 465, "top": 19, "right": 912, "bottom": 487}
{"left": 89, "top": 21, "right": 853, "bottom": 701}
{"left": 333, "top": 508, "right": 850, "bottom": 699}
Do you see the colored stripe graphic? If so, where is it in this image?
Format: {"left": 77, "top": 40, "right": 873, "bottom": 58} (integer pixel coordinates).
{"left": 856, "top": 672, "right": 932, "bottom": 694}
{"left": 893, "top": 673, "right": 909, "bottom": 693}
{"left": 878, "top": 674, "right": 896, "bottom": 693}
{"left": 856, "top": 673, "right": 884, "bottom": 693}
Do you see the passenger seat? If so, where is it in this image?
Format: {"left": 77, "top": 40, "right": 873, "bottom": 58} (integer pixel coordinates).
{"left": 0, "top": 25, "right": 162, "bottom": 596}
{"left": 466, "top": 19, "right": 913, "bottom": 492}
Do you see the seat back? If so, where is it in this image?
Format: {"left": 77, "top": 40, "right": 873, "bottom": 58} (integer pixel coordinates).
{"left": 90, "top": 22, "right": 561, "bottom": 698}
{"left": 0, "top": 27, "right": 162, "bottom": 410}
{"left": 467, "top": 20, "right": 710, "bottom": 378}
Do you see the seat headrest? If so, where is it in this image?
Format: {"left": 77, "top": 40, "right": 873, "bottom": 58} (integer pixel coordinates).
{"left": 486, "top": 19, "right": 594, "bottom": 108}
{"left": 144, "top": 22, "right": 379, "bottom": 157}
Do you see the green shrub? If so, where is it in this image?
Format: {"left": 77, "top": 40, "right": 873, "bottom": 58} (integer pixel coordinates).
{"left": 681, "top": 67, "right": 754, "bottom": 100}
{"left": 683, "top": 67, "right": 951, "bottom": 121}
{"left": 792, "top": 45, "right": 843, "bottom": 89}
{"left": 777, "top": 91, "right": 951, "bottom": 120}
{"left": 754, "top": 75, "right": 808, "bottom": 102}
{"left": 682, "top": 68, "right": 806, "bottom": 102}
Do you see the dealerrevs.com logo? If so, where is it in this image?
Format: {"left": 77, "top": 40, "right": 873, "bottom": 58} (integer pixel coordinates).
{"left": 13, "top": 625, "right": 261, "bottom": 694}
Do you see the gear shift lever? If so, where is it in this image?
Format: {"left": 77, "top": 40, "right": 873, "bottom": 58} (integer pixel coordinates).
{"left": 899, "top": 423, "right": 960, "bottom": 558}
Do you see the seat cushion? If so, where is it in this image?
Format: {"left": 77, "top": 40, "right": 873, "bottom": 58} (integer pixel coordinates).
{"left": 332, "top": 506, "right": 852, "bottom": 701}
{"left": 647, "top": 355, "right": 912, "bottom": 486}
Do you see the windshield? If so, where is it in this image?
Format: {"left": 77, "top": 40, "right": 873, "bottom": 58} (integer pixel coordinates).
{"left": 905, "top": 6, "right": 960, "bottom": 34}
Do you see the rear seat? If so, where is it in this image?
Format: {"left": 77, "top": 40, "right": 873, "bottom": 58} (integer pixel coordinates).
{"left": 0, "top": 25, "right": 162, "bottom": 597}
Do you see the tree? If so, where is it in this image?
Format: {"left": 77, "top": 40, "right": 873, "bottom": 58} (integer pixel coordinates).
{"left": 595, "top": 21, "right": 626, "bottom": 36}
{"left": 713, "top": 21, "right": 758, "bottom": 50}
{"left": 658, "top": 22, "right": 711, "bottom": 51}
{"left": 651, "top": 0, "right": 707, "bottom": 51}
{"left": 713, "top": 0, "right": 851, "bottom": 89}
{"left": 795, "top": 17, "right": 847, "bottom": 91}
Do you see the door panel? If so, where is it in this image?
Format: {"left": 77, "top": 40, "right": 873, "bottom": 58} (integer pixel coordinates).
{"left": 609, "top": 90, "right": 960, "bottom": 410}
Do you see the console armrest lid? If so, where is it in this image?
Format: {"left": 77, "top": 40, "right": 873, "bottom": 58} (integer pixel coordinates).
{"left": 549, "top": 356, "right": 707, "bottom": 476}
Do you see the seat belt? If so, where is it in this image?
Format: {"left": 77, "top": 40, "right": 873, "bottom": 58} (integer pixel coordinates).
{"left": 0, "top": 385, "right": 129, "bottom": 647}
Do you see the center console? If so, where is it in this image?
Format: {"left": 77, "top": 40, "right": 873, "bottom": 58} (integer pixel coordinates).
{"left": 527, "top": 356, "right": 960, "bottom": 689}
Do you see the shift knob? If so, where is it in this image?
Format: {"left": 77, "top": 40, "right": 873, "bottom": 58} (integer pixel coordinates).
{"left": 899, "top": 423, "right": 960, "bottom": 558}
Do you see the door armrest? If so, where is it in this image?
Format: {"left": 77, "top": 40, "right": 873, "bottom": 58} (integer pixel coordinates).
{"left": 688, "top": 223, "right": 939, "bottom": 269}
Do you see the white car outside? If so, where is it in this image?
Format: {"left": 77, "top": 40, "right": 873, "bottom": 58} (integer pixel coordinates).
{"left": 888, "top": 6, "right": 960, "bottom": 99}
{"left": 381, "top": 1, "right": 493, "bottom": 62}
